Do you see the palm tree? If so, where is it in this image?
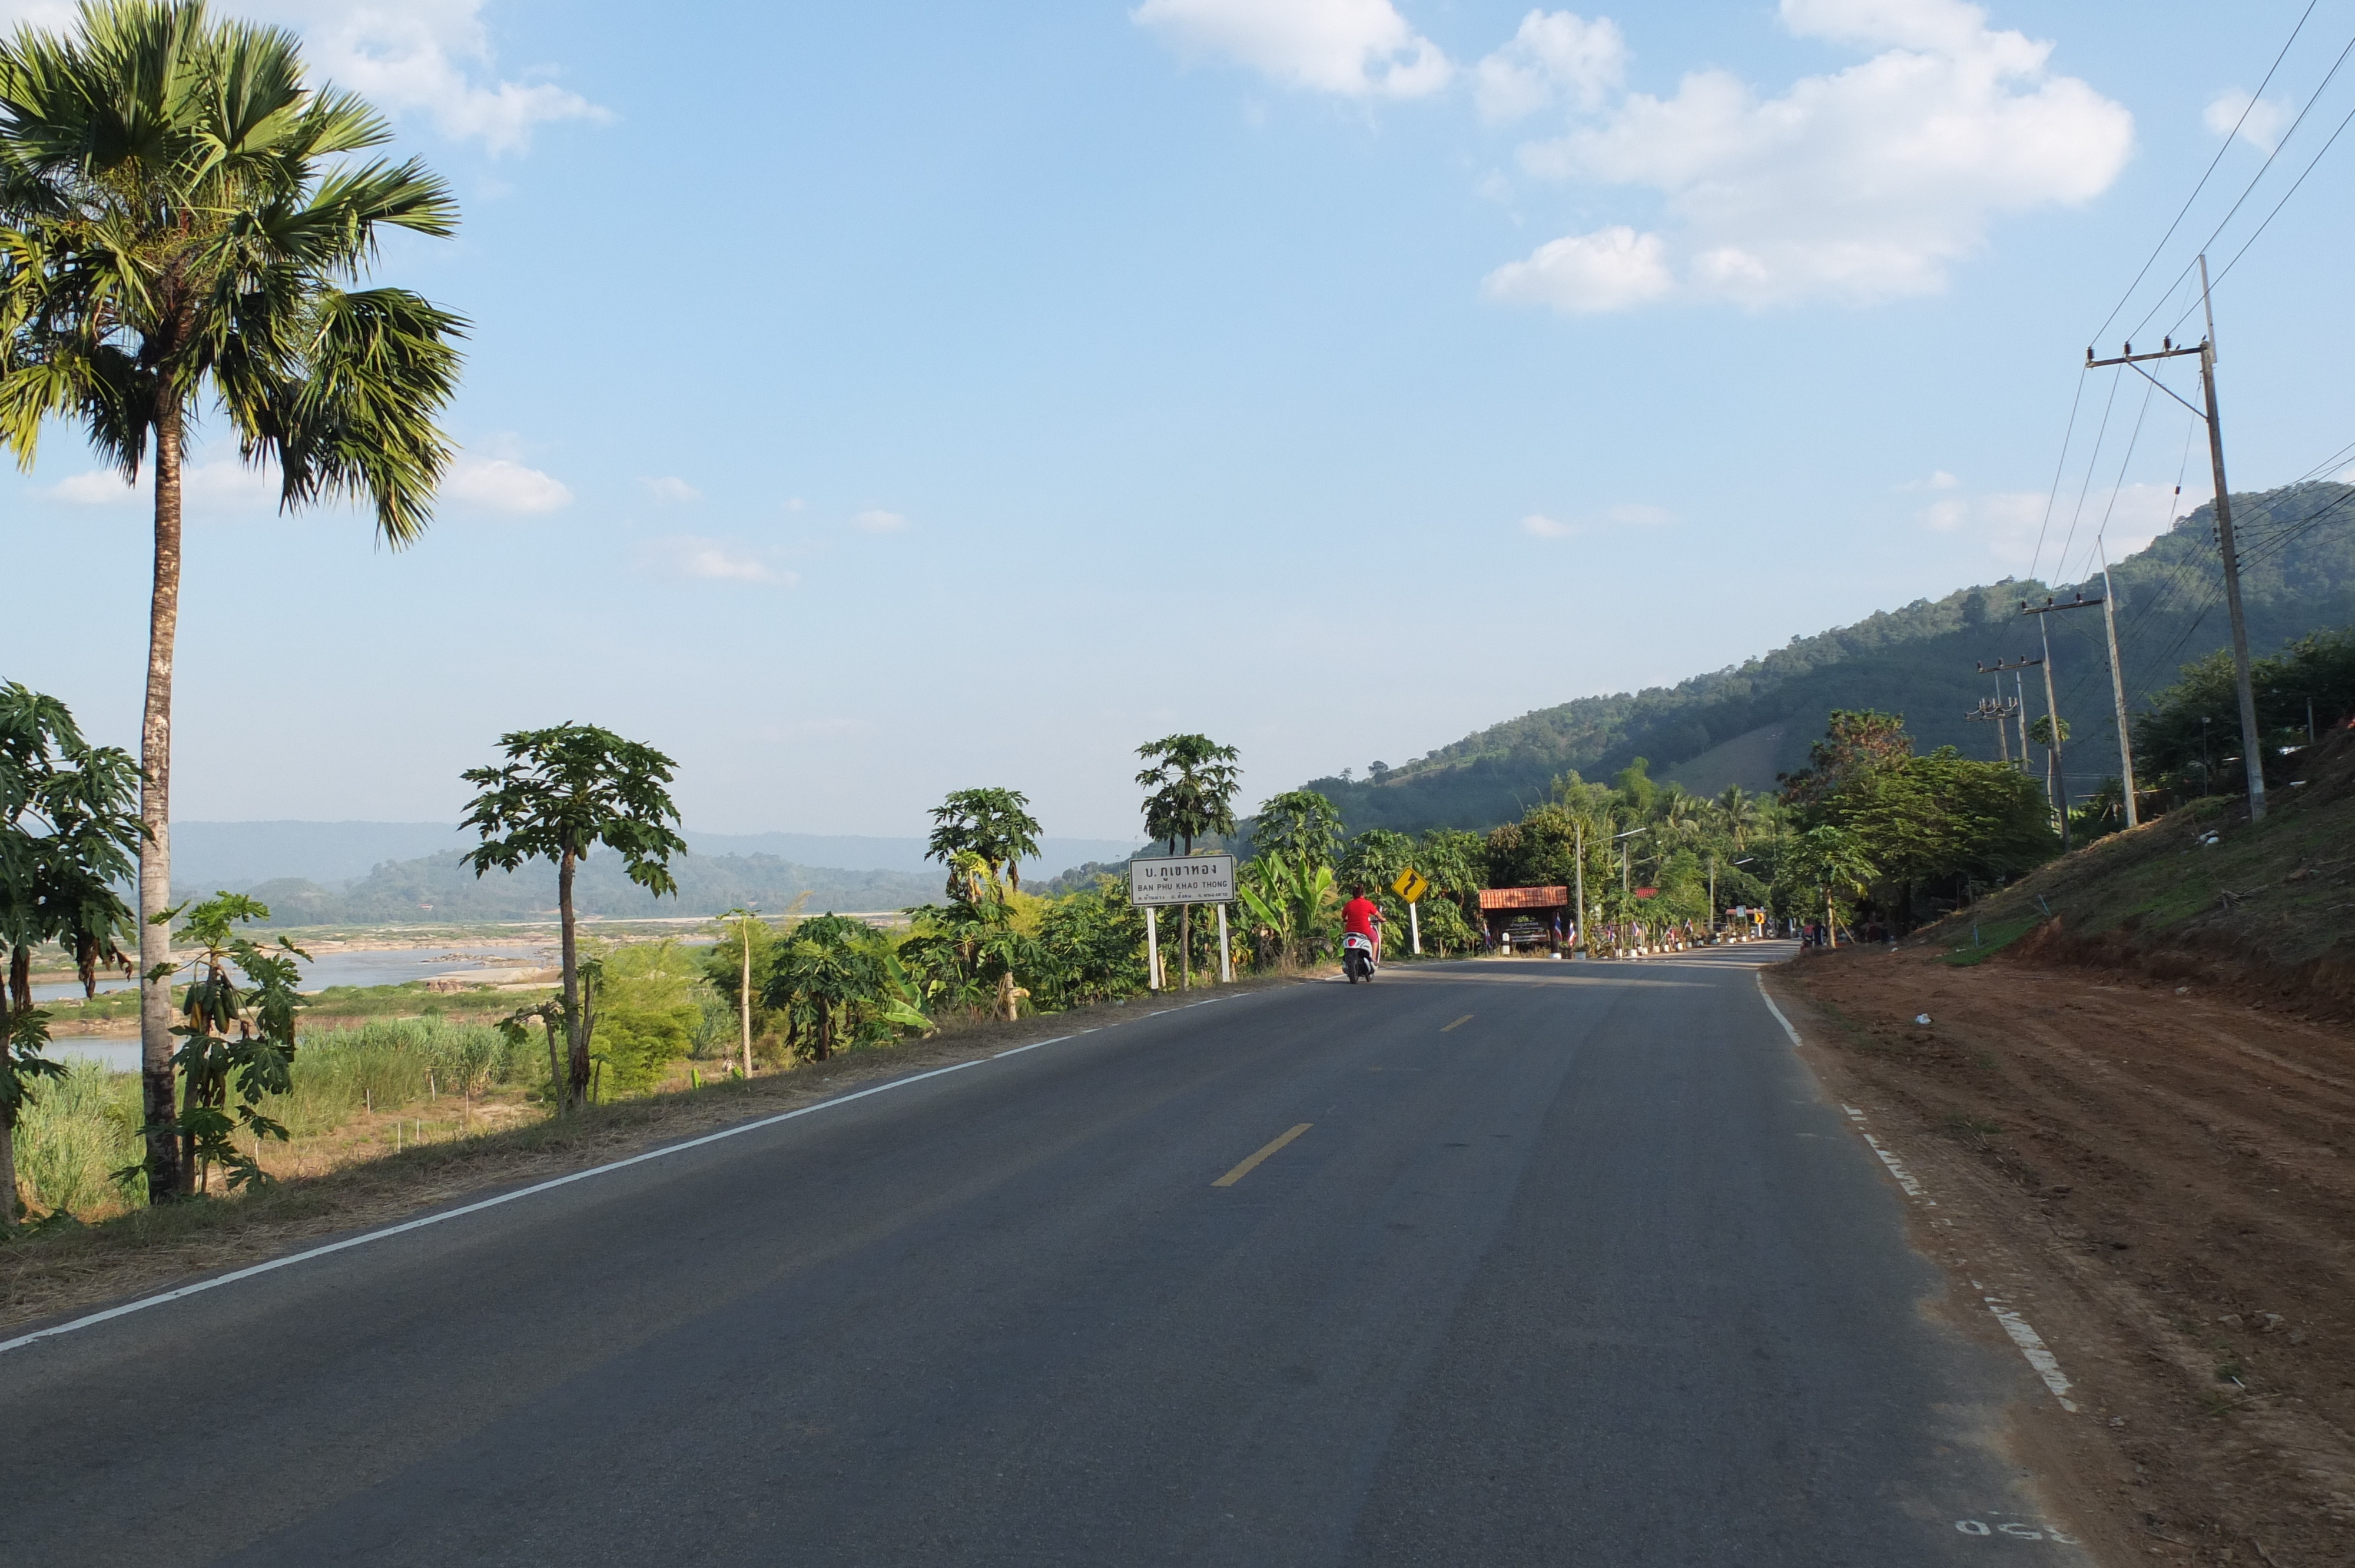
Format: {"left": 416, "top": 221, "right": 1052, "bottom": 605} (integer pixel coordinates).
{"left": 0, "top": 1, "right": 465, "bottom": 1197}
{"left": 1136, "top": 733, "right": 1240, "bottom": 991}
{"left": 1716, "top": 785, "right": 1763, "bottom": 849}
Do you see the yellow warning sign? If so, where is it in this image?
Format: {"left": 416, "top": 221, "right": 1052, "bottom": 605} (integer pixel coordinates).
{"left": 1391, "top": 867, "right": 1429, "bottom": 905}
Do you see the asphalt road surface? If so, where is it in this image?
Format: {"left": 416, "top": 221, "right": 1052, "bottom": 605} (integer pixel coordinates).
{"left": 6, "top": 946, "right": 2084, "bottom": 1566}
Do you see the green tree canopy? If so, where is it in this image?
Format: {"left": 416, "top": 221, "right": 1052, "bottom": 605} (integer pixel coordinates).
{"left": 926, "top": 787, "right": 1043, "bottom": 899}
{"left": 462, "top": 725, "right": 685, "bottom": 1108}
{"left": 1249, "top": 789, "right": 1343, "bottom": 869}
{"left": 1136, "top": 733, "right": 1241, "bottom": 854}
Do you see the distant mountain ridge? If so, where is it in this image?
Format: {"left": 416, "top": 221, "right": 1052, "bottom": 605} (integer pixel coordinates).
{"left": 165, "top": 823, "right": 1142, "bottom": 901}
{"left": 233, "top": 849, "right": 942, "bottom": 925}
{"left": 1309, "top": 482, "right": 2355, "bottom": 833}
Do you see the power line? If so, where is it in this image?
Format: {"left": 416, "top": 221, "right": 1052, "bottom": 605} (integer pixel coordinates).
{"left": 2024, "top": 370, "right": 2089, "bottom": 586}
{"left": 2090, "top": 0, "right": 2319, "bottom": 346}
{"left": 2127, "top": 27, "right": 2355, "bottom": 344}
{"left": 2171, "top": 91, "right": 2355, "bottom": 337}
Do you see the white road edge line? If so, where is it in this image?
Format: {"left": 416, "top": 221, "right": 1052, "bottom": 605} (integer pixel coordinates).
{"left": 1985, "top": 1297, "right": 2079, "bottom": 1411}
{"left": 1757, "top": 975, "right": 1933, "bottom": 1204}
{"left": 1766, "top": 978, "right": 2073, "bottom": 1414}
{"left": 0, "top": 990, "right": 1263, "bottom": 1357}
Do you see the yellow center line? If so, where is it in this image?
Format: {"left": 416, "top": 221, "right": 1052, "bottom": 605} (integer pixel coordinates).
{"left": 1441, "top": 1014, "right": 1474, "bottom": 1032}
{"left": 1212, "top": 1123, "right": 1313, "bottom": 1188}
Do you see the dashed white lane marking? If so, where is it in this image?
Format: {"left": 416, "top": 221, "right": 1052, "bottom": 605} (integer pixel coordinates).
{"left": 0, "top": 992, "right": 1255, "bottom": 1357}
{"left": 1981, "top": 1293, "right": 2079, "bottom": 1412}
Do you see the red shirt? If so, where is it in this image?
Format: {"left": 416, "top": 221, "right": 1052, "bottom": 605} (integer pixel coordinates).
{"left": 1342, "top": 896, "right": 1380, "bottom": 938}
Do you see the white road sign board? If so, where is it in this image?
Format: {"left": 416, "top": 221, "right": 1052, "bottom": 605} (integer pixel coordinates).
{"left": 1129, "top": 854, "right": 1236, "bottom": 906}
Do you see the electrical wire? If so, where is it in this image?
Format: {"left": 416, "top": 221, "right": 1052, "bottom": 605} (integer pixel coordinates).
{"left": 2169, "top": 91, "right": 2355, "bottom": 339}
{"left": 2126, "top": 26, "right": 2355, "bottom": 346}
{"left": 2089, "top": 0, "right": 2318, "bottom": 348}
{"left": 2038, "top": 369, "right": 2121, "bottom": 585}
{"left": 2024, "top": 369, "right": 2089, "bottom": 586}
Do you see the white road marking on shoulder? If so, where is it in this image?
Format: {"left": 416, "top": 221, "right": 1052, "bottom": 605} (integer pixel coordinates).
{"left": 0, "top": 995, "right": 1305, "bottom": 1357}
{"left": 1860, "top": 1132, "right": 1933, "bottom": 1203}
{"left": 1760, "top": 979, "right": 1933, "bottom": 1204}
{"left": 1983, "top": 1297, "right": 2079, "bottom": 1412}
{"left": 1754, "top": 973, "right": 1805, "bottom": 1048}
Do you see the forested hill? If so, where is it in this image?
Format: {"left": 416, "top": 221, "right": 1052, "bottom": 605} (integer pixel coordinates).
{"left": 1312, "top": 481, "right": 2355, "bottom": 834}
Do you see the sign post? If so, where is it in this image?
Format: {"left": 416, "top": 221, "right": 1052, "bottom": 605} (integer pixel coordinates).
{"left": 1130, "top": 856, "right": 1236, "bottom": 987}
{"left": 1391, "top": 866, "right": 1428, "bottom": 955}
{"left": 1145, "top": 906, "right": 1160, "bottom": 991}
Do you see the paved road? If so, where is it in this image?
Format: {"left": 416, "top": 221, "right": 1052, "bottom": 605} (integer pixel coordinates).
{"left": 6, "top": 947, "right": 2081, "bottom": 1566}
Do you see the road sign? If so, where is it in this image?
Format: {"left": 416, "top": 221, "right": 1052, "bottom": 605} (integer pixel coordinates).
{"left": 1391, "top": 867, "right": 1429, "bottom": 904}
{"left": 1129, "top": 853, "right": 1236, "bottom": 906}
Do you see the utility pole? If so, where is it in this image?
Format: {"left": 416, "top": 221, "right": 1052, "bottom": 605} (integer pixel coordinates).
{"left": 2096, "top": 539, "right": 2140, "bottom": 828}
{"left": 1966, "top": 670, "right": 2021, "bottom": 765}
{"left": 2086, "top": 261, "right": 2266, "bottom": 820}
{"left": 2021, "top": 593, "right": 2109, "bottom": 850}
{"left": 1573, "top": 818, "right": 1585, "bottom": 961}
{"left": 1983, "top": 653, "right": 2046, "bottom": 790}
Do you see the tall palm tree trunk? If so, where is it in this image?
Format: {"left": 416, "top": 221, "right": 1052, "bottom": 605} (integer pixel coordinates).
{"left": 559, "top": 848, "right": 585, "bottom": 1108}
{"left": 140, "top": 411, "right": 184, "bottom": 1199}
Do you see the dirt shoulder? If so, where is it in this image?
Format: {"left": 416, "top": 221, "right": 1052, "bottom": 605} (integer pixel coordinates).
{"left": 2, "top": 974, "right": 1310, "bottom": 1336}
{"left": 1770, "top": 944, "right": 2354, "bottom": 1568}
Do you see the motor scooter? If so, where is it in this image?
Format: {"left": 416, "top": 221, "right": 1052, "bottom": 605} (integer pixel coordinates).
{"left": 1342, "top": 930, "right": 1378, "bottom": 983}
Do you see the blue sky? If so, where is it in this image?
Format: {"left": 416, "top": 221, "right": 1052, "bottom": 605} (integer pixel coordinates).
{"left": 8, "top": 0, "right": 2355, "bottom": 842}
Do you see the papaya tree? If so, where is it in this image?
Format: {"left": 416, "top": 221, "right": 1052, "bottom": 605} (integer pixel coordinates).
{"left": 1136, "top": 733, "right": 1240, "bottom": 990}
{"left": 461, "top": 725, "right": 685, "bottom": 1109}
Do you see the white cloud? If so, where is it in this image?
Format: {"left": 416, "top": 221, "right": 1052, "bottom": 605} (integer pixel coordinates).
{"left": 1928, "top": 469, "right": 1959, "bottom": 489}
{"left": 1520, "top": 501, "right": 1670, "bottom": 537}
{"left": 853, "top": 509, "right": 910, "bottom": 534}
{"left": 653, "top": 536, "right": 795, "bottom": 587}
{"left": 1919, "top": 481, "right": 2184, "bottom": 570}
{"left": 0, "top": 1, "right": 605, "bottom": 155}
{"left": 1484, "top": 224, "right": 1673, "bottom": 312}
{"left": 2204, "top": 89, "right": 2289, "bottom": 153}
{"left": 445, "top": 456, "right": 571, "bottom": 514}
{"left": 1475, "top": 10, "right": 1625, "bottom": 122}
{"left": 45, "top": 469, "right": 140, "bottom": 506}
{"left": 1133, "top": 0, "right": 1452, "bottom": 98}
{"left": 42, "top": 459, "right": 282, "bottom": 509}
{"left": 282, "top": 1, "right": 605, "bottom": 155}
{"left": 1498, "top": 0, "right": 2133, "bottom": 311}
{"left": 642, "top": 476, "right": 702, "bottom": 504}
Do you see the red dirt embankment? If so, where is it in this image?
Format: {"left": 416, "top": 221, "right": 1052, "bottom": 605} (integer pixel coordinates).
{"left": 1776, "top": 944, "right": 2354, "bottom": 1567}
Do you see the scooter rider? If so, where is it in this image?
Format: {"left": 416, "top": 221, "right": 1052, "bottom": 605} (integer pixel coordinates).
{"left": 1342, "top": 885, "right": 1382, "bottom": 972}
